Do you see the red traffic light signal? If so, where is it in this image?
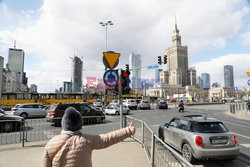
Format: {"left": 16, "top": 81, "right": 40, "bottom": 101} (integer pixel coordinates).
{"left": 123, "top": 71, "right": 130, "bottom": 77}
{"left": 164, "top": 55, "right": 167, "bottom": 64}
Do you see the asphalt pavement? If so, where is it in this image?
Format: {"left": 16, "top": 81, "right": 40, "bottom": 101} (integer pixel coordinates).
{"left": 130, "top": 103, "right": 250, "bottom": 167}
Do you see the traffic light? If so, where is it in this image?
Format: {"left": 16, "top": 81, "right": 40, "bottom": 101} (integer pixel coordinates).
{"left": 158, "top": 56, "right": 162, "bottom": 65}
{"left": 164, "top": 55, "right": 167, "bottom": 64}
{"left": 126, "top": 64, "right": 129, "bottom": 71}
{"left": 121, "top": 69, "right": 131, "bottom": 94}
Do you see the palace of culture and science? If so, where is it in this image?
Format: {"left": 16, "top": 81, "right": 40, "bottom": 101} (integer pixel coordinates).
{"left": 150, "top": 18, "right": 197, "bottom": 97}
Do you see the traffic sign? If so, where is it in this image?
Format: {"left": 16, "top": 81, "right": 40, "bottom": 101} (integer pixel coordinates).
{"left": 103, "top": 56, "right": 119, "bottom": 69}
{"left": 103, "top": 70, "right": 119, "bottom": 87}
{"left": 148, "top": 65, "right": 159, "bottom": 70}
{"left": 248, "top": 79, "right": 250, "bottom": 86}
{"left": 247, "top": 72, "right": 250, "bottom": 77}
{"left": 103, "top": 52, "right": 120, "bottom": 69}
{"left": 234, "top": 87, "right": 238, "bottom": 91}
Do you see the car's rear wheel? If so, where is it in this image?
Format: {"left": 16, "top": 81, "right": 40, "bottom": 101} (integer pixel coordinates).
{"left": 20, "top": 113, "right": 28, "bottom": 119}
{"left": 54, "top": 119, "right": 61, "bottom": 127}
{"left": 182, "top": 144, "right": 195, "bottom": 163}
{"left": 3, "top": 122, "right": 13, "bottom": 132}
{"left": 115, "top": 111, "right": 119, "bottom": 115}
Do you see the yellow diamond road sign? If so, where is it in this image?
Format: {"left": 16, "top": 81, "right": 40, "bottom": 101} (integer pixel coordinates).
{"left": 103, "top": 52, "right": 120, "bottom": 69}
{"left": 247, "top": 72, "right": 250, "bottom": 77}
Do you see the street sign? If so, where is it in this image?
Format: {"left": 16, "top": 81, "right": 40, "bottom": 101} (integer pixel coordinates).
{"left": 103, "top": 52, "right": 120, "bottom": 69}
{"left": 248, "top": 79, "right": 250, "bottom": 86}
{"left": 103, "top": 56, "right": 119, "bottom": 69}
{"left": 103, "top": 70, "right": 119, "bottom": 87}
{"left": 148, "top": 65, "right": 159, "bottom": 70}
{"left": 247, "top": 72, "right": 250, "bottom": 77}
{"left": 234, "top": 87, "right": 238, "bottom": 91}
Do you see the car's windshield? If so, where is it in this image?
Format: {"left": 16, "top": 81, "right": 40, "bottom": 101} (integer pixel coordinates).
{"left": 193, "top": 122, "right": 228, "bottom": 133}
{"left": 107, "top": 104, "right": 118, "bottom": 109}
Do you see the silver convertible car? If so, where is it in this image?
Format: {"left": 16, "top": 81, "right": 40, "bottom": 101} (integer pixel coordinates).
{"left": 158, "top": 115, "right": 240, "bottom": 163}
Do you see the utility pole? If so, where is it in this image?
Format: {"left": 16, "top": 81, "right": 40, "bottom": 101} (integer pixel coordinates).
{"left": 119, "top": 68, "right": 123, "bottom": 128}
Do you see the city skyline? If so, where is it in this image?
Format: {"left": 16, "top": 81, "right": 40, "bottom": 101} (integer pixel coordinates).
{"left": 0, "top": 0, "right": 250, "bottom": 92}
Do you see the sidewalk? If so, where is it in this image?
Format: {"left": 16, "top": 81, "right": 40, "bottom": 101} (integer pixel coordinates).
{"left": 225, "top": 109, "right": 250, "bottom": 121}
{"left": 0, "top": 138, "right": 150, "bottom": 167}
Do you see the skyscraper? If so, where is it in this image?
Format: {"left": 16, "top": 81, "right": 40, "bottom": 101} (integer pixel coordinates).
{"left": 8, "top": 48, "right": 27, "bottom": 85}
{"left": 72, "top": 56, "right": 83, "bottom": 92}
{"left": 188, "top": 68, "right": 196, "bottom": 87}
{"left": 129, "top": 52, "right": 141, "bottom": 89}
{"left": 201, "top": 73, "right": 210, "bottom": 90}
{"left": 166, "top": 18, "right": 188, "bottom": 87}
{"left": 224, "top": 65, "right": 234, "bottom": 88}
{"left": 155, "top": 69, "right": 162, "bottom": 82}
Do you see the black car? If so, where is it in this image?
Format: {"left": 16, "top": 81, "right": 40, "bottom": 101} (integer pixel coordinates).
{"left": 46, "top": 102, "right": 105, "bottom": 127}
{"left": 157, "top": 100, "right": 168, "bottom": 109}
{"left": 0, "top": 109, "right": 24, "bottom": 132}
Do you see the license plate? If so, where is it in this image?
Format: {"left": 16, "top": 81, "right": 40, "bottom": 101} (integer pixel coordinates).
{"left": 211, "top": 139, "right": 228, "bottom": 144}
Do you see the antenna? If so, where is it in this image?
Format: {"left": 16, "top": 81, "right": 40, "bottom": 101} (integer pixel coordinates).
{"left": 204, "top": 113, "right": 207, "bottom": 121}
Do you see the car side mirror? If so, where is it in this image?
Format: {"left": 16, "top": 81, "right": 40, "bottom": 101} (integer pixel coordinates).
{"left": 164, "top": 123, "right": 169, "bottom": 128}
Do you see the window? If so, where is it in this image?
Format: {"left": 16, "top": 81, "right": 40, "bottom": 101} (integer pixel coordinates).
{"left": 179, "top": 120, "right": 188, "bottom": 130}
{"left": 169, "top": 119, "right": 180, "bottom": 128}
{"left": 80, "top": 105, "right": 91, "bottom": 112}
{"left": 22, "top": 105, "right": 34, "bottom": 108}
{"left": 194, "top": 122, "right": 228, "bottom": 133}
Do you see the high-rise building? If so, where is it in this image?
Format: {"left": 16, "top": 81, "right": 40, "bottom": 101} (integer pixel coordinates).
{"left": 197, "top": 76, "right": 203, "bottom": 90}
{"left": 0, "top": 56, "right": 3, "bottom": 105}
{"left": 201, "top": 73, "right": 210, "bottom": 90}
{"left": 8, "top": 47, "right": 28, "bottom": 85}
{"left": 188, "top": 68, "right": 196, "bottom": 87}
{"left": 30, "top": 84, "right": 37, "bottom": 93}
{"left": 166, "top": 18, "right": 189, "bottom": 87}
{"left": 63, "top": 81, "right": 72, "bottom": 92}
{"left": 224, "top": 65, "right": 234, "bottom": 88}
{"left": 155, "top": 69, "right": 162, "bottom": 82}
{"left": 129, "top": 52, "right": 141, "bottom": 89}
{"left": 72, "top": 56, "right": 83, "bottom": 92}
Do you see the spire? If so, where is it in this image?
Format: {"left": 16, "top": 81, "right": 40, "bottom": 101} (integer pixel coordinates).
{"left": 175, "top": 15, "right": 177, "bottom": 27}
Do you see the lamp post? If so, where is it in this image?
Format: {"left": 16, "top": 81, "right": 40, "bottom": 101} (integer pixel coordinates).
{"left": 99, "top": 21, "right": 114, "bottom": 105}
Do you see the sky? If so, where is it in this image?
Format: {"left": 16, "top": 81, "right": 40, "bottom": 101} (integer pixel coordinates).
{"left": 0, "top": 0, "right": 250, "bottom": 92}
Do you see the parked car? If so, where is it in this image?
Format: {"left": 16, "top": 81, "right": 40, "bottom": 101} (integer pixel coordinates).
{"left": 137, "top": 100, "right": 151, "bottom": 110}
{"left": 170, "top": 98, "right": 177, "bottom": 102}
{"left": 11, "top": 103, "right": 48, "bottom": 119}
{"left": 158, "top": 115, "right": 240, "bottom": 163}
{"left": 93, "top": 99, "right": 103, "bottom": 107}
{"left": 124, "top": 99, "right": 137, "bottom": 110}
{"left": 104, "top": 104, "right": 130, "bottom": 115}
{"left": 46, "top": 102, "right": 105, "bottom": 127}
{"left": 157, "top": 100, "right": 168, "bottom": 109}
{"left": 0, "top": 109, "right": 24, "bottom": 132}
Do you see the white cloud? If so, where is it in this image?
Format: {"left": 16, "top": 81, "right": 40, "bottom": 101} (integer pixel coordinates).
{"left": 241, "top": 30, "right": 250, "bottom": 46}
{"left": 0, "top": 0, "right": 249, "bottom": 92}
{"left": 192, "top": 54, "right": 250, "bottom": 89}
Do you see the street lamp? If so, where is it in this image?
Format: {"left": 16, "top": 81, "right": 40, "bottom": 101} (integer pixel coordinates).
{"left": 99, "top": 21, "right": 114, "bottom": 105}
{"left": 99, "top": 21, "right": 114, "bottom": 51}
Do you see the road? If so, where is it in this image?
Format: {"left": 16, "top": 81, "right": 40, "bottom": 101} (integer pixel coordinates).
{"left": 129, "top": 104, "right": 250, "bottom": 167}
{"left": 1, "top": 104, "right": 250, "bottom": 166}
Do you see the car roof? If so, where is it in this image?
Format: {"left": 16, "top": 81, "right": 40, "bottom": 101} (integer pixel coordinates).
{"left": 17, "top": 103, "right": 44, "bottom": 106}
{"left": 175, "top": 115, "right": 221, "bottom": 123}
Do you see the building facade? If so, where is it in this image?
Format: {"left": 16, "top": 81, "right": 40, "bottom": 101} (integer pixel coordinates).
{"left": 129, "top": 52, "right": 141, "bottom": 89}
{"left": 224, "top": 65, "right": 234, "bottom": 88}
{"left": 166, "top": 20, "right": 189, "bottom": 87}
{"left": 30, "top": 84, "right": 38, "bottom": 93}
{"left": 201, "top": 73, "right": 210, "bottom": 90}
{"left": 72, "top": 56, "right": 83, "bottom": 92}
{"left": 188, "top": 68, "right": 196, "bottom": 87}
{"left": 0, "top": 56, "right": 3, "bottom": 105}
{"left": 63, "top": 81, "right": 72, "bottom": 92}
{"left": 155, "top": 69, "right": 162, "bottom": 82}
{"left": 8, "top": 48, "right": 27, "bottom": 85}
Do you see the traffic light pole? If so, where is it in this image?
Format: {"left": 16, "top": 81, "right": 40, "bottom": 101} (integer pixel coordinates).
{"left": 119, "top": 68, "right": 123, "bottom": 128}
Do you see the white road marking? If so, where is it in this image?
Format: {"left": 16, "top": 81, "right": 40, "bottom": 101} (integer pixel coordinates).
{"left": 154, "top": 124, "right": 161, "bottom": 127}
{"left": 240, "top": 144, "right": 250, "bottom": 148}
{"left": 220, "top": 120, "right": 250, "bottom": 129}
{"left": 232, "top": 132, "right": 250, "bottom": 139}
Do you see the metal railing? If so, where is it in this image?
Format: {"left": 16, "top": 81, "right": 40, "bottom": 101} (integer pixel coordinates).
{"left": 230, "top": 103, "right": 250, "bottom": 114}
{"left": 126, "top": 116, "right": 193, "bottom": 167}
{"left": 1, "top": 115, "right": 193, "bottom": 167}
